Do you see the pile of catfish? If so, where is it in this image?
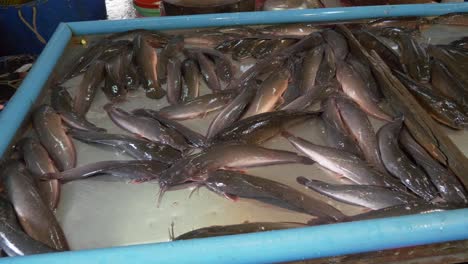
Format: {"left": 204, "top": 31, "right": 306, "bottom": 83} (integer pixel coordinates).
{"left": 1, "top": 13, "right": 468, "bottom": 256}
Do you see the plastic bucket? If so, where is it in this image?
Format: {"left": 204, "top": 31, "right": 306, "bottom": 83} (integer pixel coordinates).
{"left": 0, "top": 0, "right": 107, "bottom": 56}
{"left": 133, "top": 0, "right": 161, "bottom": 17}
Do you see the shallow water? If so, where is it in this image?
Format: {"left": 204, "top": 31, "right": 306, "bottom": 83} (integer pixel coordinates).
{"left": 32, "top": 22, "right": 468, "bottom": 250}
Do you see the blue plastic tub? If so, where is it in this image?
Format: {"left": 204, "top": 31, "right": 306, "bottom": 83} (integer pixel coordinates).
{"left": 1, "top": 4, "right": 468, "bottom": 263}
{"left": 0, "top": 0, "right": 106, "bottom": 56}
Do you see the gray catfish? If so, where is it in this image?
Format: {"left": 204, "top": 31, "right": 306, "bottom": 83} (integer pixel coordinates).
{"left": 334, "top": 95, "right": 386, "bottom": 172}
{"left": 283, "top": 132, "right": 401, "bottom": 188}
{"left": 186, "top": 47, "right": 237, "bottom": 82}
{"left": 204, "top": 171, "right": 345, "bottom": 221}
{"left": 321, "top": 96, "right": 362, "bottom": 157}
{"left": 157, "top": 37, "right": 184, "bottom": 84}
{"left": 206, "top": 84, "right": 256, "bottom": 139}
{"left": 336, "top": 61, "right": 392, "bottom": 121}
{"left": 0, "top": 196, "right": 55, "bottom": 256}
{"left": 395, "top": 71, "right": 468, "bottom": 129}
{"left": 297, "top": 177, "right": 418, "bottom": 210}
{"left": 133, "top": 33, "right": 166, "bottom": 99}
{"left": 212, "top": 111, "right": 319, "bottom": 145}
{"left": 322, "top": 30, "right": 348, "bottom": 61}
{"left": 103, "top": 52, "right": 128, "bottom": 102}
{"left": 299, "top": 45, "right": 324, "bottom": 94}
{"left": 353, "top": 29, "right": 403, "bottom": 72}
{"left": 243, "top": 69, "right": 290, "bottom": 118}
{"left": 104, "top": 104, "right": 188, "bottom": 151}
{"left": 431, "top": 59, "right": 468, "bottom": 111}
{"left": 50, "top": 86, "right": 105, "bottom": 132}
{"left": 377, "top": 119, "right": 438, "bottom": 201}
{"left": 346, "top": 54, "right": 382, "bottom": 103}
{"left": 315, "top": 45, "right": 336, "bottom": 85}
{"left": 348, "top": 202, "right": 458, "bottom": 222}
{"left": 43, "top": 160, "right": 168, "bottom": 182}
{"left": 195, "top": 52, "right": 221, "bottom": 92}
{"left": 174, "top": 222, "right": 307, "bottom": 240}
{"left": 132, "top": 108, "right": 206, "bottom": 148}
{"left": 399, "top": 129, "right": 468, "bottom": 204}
{"left": 157, "top": 143, "right": 314, "bottom": 197}
{"left": 158, "top": 91, "right": 237, "bottom": 120}
{"left": 73, "top": 61, "right": 106, "bottom": 116}
{"left": 181, "top": 59, "right": 201, "bottom": 101}
{"left": 282, "top": 82, "right": 337, "bottom": 111}
{"left": 2, "top": 162, "right": 69, "bottom": 250}
{"left": 392, "top": 32, "right": 430, "bottom": 83}
{"left": 166, "top": 57, "right": 182, "bottom": 105}
{"left": 68, "top": 130, "right": 182, "bottom": 163}
{"left": 33, "top": 105, "right": 76, "bottom": 171}
{"left": 21, "top": 138, "right": 60, "bottom": 210}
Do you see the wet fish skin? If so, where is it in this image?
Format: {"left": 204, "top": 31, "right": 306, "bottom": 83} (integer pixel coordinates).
{"left": 283, "top": 132, "right": 401, "bottom": 188}
{"left": 243, "top": 69, "right": 290, "bottom": 118}
{"left": 0, "top": 196, "right": 55, "bottom": 256}
{"left": 50, "top": 86, "right": 105, "bottom": 132}
{"left": 186, "top": 47, "right": 237, "bottom": 82}
{"left": 399, "top": 129, "right": 468, "bottom": 204}
{"left": 166, "top": 57, "right": 183, "bottom": 105}
{"left": 315, "top": 45, "right": 336, "bottom": 85}
{"left": 368, "top": 17, "right": 429, "bottom": 30}
{"left": 299, "top": 45, "right": 324, "bottom": 94}
{"left": 348, "top": 202, "right": 459, "bottom": 222}
{"left": 68, "top": 129, "right": 182, "bottom": 163}
{"left": 297, "top": 177, "right": 418, "bottom": 210}
{"left": 215, "top": 39, "right": 241, "bottom": 53}
{"left": 174, "top": 222, "right": 307, "bottom": 240}
{"left": 206, "top": 83, "right": 257, "bottom": 139}
{"left": 321, "top": 96, "right": 362, "bottom": 157}
{"left": 322, "top": 30, "right": 348, "bottom": 61}
{"left": 212, "top": 111, "right": 319, "bottom": 145}
{"left": 393, "top": 32, "right": 430, "bottom": 83}
{"left": 33, "top": 105, "right": 76, "bottom": 171}
{"left": 102, "top": 52, "right": 128, "bottom": 102}
{"left": 122, "top": 49, "right": 140, "bottom": 90}
{"left": 261, "top": 23, "right": 321, "bottom": 36}
{"left": 395, "top": 71, "right": 468, "bottom": 129}
{"left": 205, "top": 171, "right": 345, "bottom": 221}
{"left": 431, "top": 59, "right": 468, "bottom": 111}
{"left": 427, "top": 44, "right": 468, "bottom": 91}
{"left": 377, "top": 118, "right": 438, "bottom": 201}
{"left": 346, "top": 54, "right": 382, "bottom": 103}
{"left": 158, "top": 143, "right": 314, "bottom": 191}
{"left": 43, "top": 160, "right": 168, "bottom": 182}
{"left": 2, "top": 162, "right": 69, "bottom": 250}
{"left": 73, "top": 61, "right": 106, "bottom": 116}
{"left": 21, "top": 138, "right": 60, "bottom": 210}
{"left": 195, "top": 52, "right": 221, "bottom": 92}
{"left": 134, "top": 34, "right": 166, "bottom": 99}
{"left": 282, "top": 81, "right": 337, "bottom": 111}
{"left": 59, "top": 39, "right": 132, "bottom": 83}
{"left": 157, "top": 37, "right": 184, "bottom": 84}
{"left": 224, "top": 33, "right": 322, "bottom": 92}
{"left": 104, "top": 104, "right": 188, "bottom": 151}
{"left": 181, "top": 59, "right": 201, "bottom": 101}
{"left": 336, "top": 61, "right": 393, "bottom": 121}
{"left": 334, "top": 95, "right": 386, "bottom": 172}
{"left": 450, "top": 36, "right": 468, "bottom": 50}
{"left": 132, "top": 108, "right": 206, "bottom": 148}
{"left": 232, "top": 39, "right": 260, "bottom": 61}
{"left": 158, "top": 91, "right": 237, "bottom": 120}
{"left": 353, "top": 29, "right": 403, "bottom": 72}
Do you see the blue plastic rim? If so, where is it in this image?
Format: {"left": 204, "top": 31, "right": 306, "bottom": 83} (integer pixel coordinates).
{"left": 1, "top": 3, "right": 468, "bottom": 263}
